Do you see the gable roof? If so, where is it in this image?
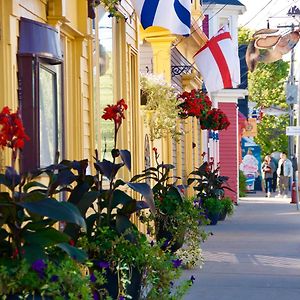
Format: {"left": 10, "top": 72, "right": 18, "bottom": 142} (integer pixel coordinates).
{"left": 202, "top": 0, "right": 245, "bottom": 6}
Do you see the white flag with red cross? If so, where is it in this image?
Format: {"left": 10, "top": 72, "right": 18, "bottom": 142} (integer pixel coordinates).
{"left": 194, "top": 26, "right": 240, "bottom": 93}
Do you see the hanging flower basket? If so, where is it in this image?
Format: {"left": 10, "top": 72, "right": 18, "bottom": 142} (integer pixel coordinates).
{"left": 140, "top": 73, "right": 183, "bottom": 141}
{"left": 200, "top": 108, "right": 230, "bottom": 131}
{"left": 177, "top": 89, "right": 212, "bottom": 119}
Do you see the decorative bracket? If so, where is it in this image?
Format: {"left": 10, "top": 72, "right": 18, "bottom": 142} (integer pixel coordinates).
{"left": 171, "top": 65, "right": 193, "bottom": 77}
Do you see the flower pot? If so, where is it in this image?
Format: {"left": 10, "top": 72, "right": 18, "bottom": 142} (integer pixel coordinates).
{"left": 156, "top": 219, "right": 185, "bottom": 253}
{"left": 207, "top": 212, "right": 220, "bottom": 225}
{"left": 218, "top": 208, "right": 227, "bottom": 221}
{"left": 95, "top": 266, "right": 142, "bottom": 300}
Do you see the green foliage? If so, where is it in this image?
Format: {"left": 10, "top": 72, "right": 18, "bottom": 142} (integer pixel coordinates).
{"left": 247, "top": 52, "right": 289, "bottom": 156}
{"left": 91, "top": 0, "right": 123, "bottom": 19}
{"left": 238, "top": 27, "right": 253, "bottom": 44}
{"left": 239, "top": 170, "right": 247, "bottom": 197}
{"left": 188, "top": 158, "right": 233, "bottom": 201}
{"left": 0, "top": 256, "right": 92, "bottom": 298}
{"left": 133, "top": 149, "right": 208, "bottom": 254}
{"left": 254, "top": 114, "right": 289, "bottom": 156}
{"left": 203, "top": 197, "right": 222, "bottom": 215}
{"left": 0, "top": 160, "right": 87, "bottom": 263}
{"left": 220, "top": 197, "right": 235, "bottom": 217}
{"left": 248, "top": 61, "right": 289, "bottom": 109}
{"left": 175, "top": 197, "right": 209, "bottom": 269}
{"left": 140, "top": 73, "right": 182, "bottom": 141}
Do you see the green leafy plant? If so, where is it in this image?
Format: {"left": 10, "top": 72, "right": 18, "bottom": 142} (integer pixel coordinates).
{"left": 63, "top": 99, "right": 183, "bottom": 299}
{"left": 140, "top": 73, "right": 182, "bottom": 141}
{"left": 132, "top": 148, "right": 208, "bottom": 255}
{"left": 88, "top": 0, "right": 123, "bottom": 19}
{"left": 220, "top": 196, "right": 235, "bottom": 217}
{"left": 0, "top": 255, "right": 93, "bottom": 299}
{"left": 175, "top": 197, "right": 209, "bottom": 269}
{"left": 188, "top": 154, "right": 233, "bottom": 201}
{"left": 239, "top": 170, "right": 247, "bottom": 197}
{"left": 0, "top": 106, "right": 89, "bottom": 297}
{"left": 203, "top": 197, "right": 222, "bottom": 216}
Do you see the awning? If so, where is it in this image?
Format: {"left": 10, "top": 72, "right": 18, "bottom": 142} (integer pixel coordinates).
{"left": 19, "top": 17, "right": 62, "bottom": 63}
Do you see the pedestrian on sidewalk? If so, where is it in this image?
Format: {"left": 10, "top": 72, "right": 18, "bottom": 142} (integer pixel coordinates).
{"left": 261, "top": 155, "right": 275, "bottom": 197}
{"left": 270, "top": 155, "right": 278, "bottom": 193}
{"left": 276, "top": 152, "right": 293, "bottom": 198}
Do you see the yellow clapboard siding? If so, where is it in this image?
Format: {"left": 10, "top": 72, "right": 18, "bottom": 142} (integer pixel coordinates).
{"left": 19, "top": 0, "right": 47, "bottom": 22}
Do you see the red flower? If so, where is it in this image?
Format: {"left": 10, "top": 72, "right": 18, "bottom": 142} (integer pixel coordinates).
{"left": 153, "top": 147, "right": 158, "bottom": 153}
{"left": 69, "top": 239, "right": 75, "bottom": 246}
{"left": 178, "top": 89, "right": 212, "bottom": 119}
{"left": 0, "top": 106, "right": 30, "bottom": 150}
{"left": 101, "top": 99, "right": 128, "bottom": 126}
{"left": 200, "top": 108, "right": 230, "bottom": 131}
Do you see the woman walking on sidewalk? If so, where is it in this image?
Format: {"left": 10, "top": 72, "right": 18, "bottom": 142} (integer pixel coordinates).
{"left": 262, "top": 155, "right": 275, "bottom": 197}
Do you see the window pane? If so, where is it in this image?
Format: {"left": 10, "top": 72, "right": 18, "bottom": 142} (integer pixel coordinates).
{"left": 94, "top": 6, "right": 114, "bottom": 160}
{"left": 39, "top": 65, "right": 57, "bottom": 167}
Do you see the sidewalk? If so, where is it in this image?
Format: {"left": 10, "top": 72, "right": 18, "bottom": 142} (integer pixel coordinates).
{"left": 182, "top": 192, "right": 300, "bottom": 300}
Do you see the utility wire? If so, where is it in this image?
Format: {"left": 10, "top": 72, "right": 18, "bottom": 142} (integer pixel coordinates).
{"left": 241, "top": 0, "right": 276, "bottom": 28}
{"left": 269, "top": 0, "right": 299, "bottom": 18}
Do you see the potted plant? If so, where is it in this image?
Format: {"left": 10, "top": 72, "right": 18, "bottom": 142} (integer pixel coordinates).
{"left": 59, "top": 99, "right": 157, "bottom": 299}
{"left": 0, "top": 107, "right": 90, "bottom": 298}
{"left": 177, "top": 89, "right": 212, "bottom": 122}
{"left": 201, "top": 108, "right": 230, "bottom": 131}
{"left": 175, "top": 196, "right": 210, "bottom": 269}
{"left": 219, "top": 196, "right": 235, "bottom": 221}
{"left": 140, "top": 73, "right": 182, "bottom": 141}
{"left": 61, "top": 99, "right": 196, "bottom": 299}
{"left": 188, "top": 155, "right": 233, "bottom": 201}
{"left": 132, "top": 148, "right": 208, "bottom": 254}
{"left": 203, "top": 197, "right": 222, "bottom": 225}
{"left": 0, "top": 254, "right": 93, "bottom": 299}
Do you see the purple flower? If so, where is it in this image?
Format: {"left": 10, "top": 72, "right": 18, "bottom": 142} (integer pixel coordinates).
{"left": 190, "top": 275, "right": 196, "bottom": 284}
{"left": 97, "top": 261, "right": 110, "bottom": 269}
{"left": 170, "top": 281, "right": 174, "bottom": 287}
{"left": 163, "top": 239, "right": 170, "bottom": 248}
{"left": 119, "top": 297, "right": 125, "bottom": 300}
{"left": 90, "top": 273, "right": 97, "bottom": 283}
{"left": 93, "top": 291, "right": 100, "bottom": 300}
{"left": 172, "top": 259, "right": 182, "bottom": 268}
{"left": 31, "top": 259, "right": 47, "bottom": 279}
{"left": 50, "top": 275, "right": 59, "bottom": 282}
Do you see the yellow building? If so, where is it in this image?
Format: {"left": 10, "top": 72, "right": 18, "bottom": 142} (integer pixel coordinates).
{"left": 138, "top": 0, "right": 207, "bottom": 186}
{"left": 0, "top": 0, "right": 207, "bottom": 196}
{"left": 0, "top": 0, "right": 139, "bottom": 176}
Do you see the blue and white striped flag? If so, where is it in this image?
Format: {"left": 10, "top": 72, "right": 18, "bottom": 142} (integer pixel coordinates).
{"left": 132, "top": 0, "right": 191, "bottom": 36}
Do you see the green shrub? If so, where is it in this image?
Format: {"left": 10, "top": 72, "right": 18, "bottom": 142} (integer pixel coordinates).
{"left": 220, "top": 197, "right": 235, "bottom": 216}
{"left": 239, "top": 170, "right": 247, "bottom": 197}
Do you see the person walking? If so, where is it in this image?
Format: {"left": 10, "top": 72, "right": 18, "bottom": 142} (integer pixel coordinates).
{"left": 276, "top": 152, "right": 293, "bottom": 198}
{"left": 261, "top": 155, "right": 275, "bottom": 197}
{"left": 270, "top": 155, "right": 278, "bottom": 193}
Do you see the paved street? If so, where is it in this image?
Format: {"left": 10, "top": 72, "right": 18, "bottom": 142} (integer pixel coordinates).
{"left": 183, "top": 192, "right": 300, "bottom": 300}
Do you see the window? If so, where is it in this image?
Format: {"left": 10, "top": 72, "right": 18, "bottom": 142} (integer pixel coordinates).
{"left": 39, "top": 64, "right": 63, "bottom": 167}
{"left": 93, "top": 6, "right": 114, "bottom": 160}
{"left": 18, "top": 18, "right": 63, "bottom": 172}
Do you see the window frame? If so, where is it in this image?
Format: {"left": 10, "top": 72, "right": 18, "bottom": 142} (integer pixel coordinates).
{"left": 18, "top": 54, "right": 64, "bottom": 172}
